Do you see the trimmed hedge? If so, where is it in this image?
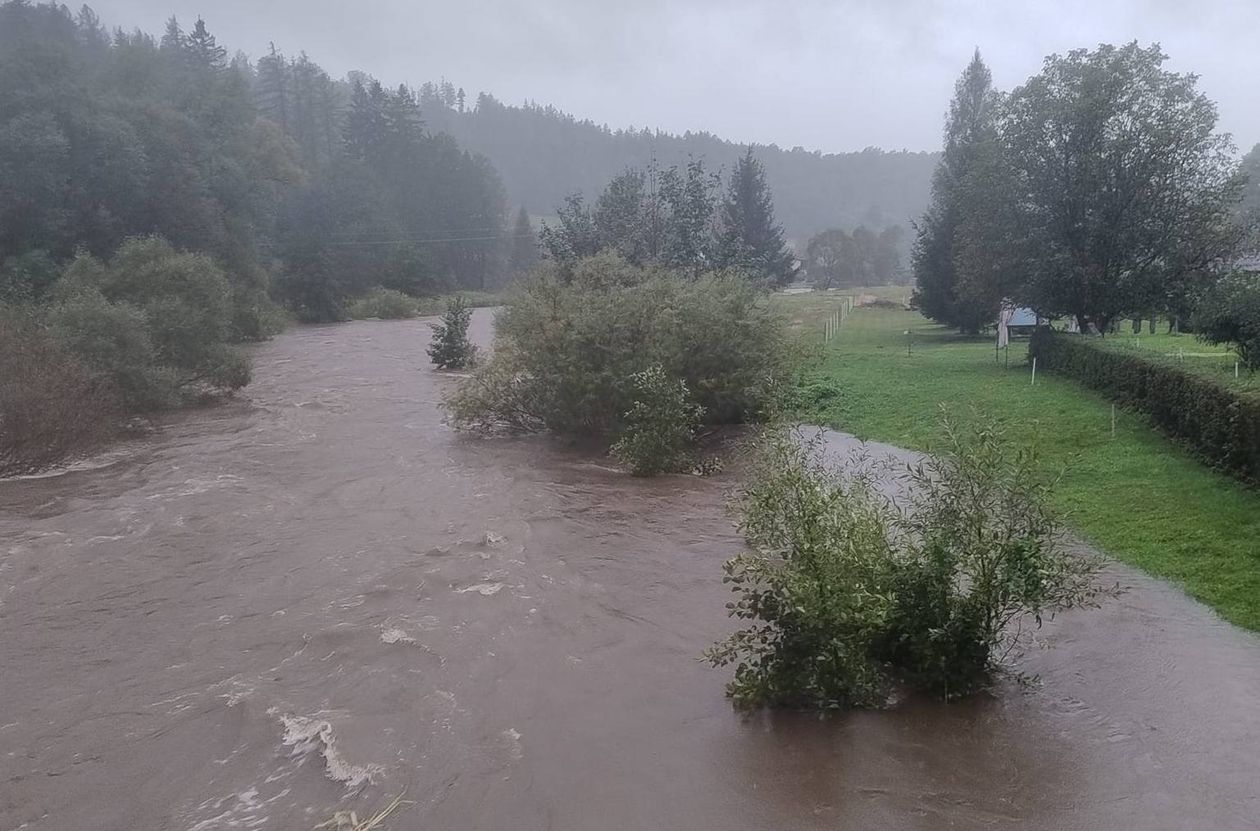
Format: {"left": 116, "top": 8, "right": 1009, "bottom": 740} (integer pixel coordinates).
{"left": 1029, "top": 329, "right": 1260, "bottom": 484}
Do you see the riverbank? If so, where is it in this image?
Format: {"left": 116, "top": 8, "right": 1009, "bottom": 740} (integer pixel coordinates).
{"left": 781, "top": 295, "right": 1260, "bottom": 631}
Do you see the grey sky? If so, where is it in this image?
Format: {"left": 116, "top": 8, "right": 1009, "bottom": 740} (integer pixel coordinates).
{"left": 102, "top": 0, "right": 1260, "bottom": 154}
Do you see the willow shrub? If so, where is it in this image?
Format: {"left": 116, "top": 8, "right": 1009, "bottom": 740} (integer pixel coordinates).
{"left": 707, "top": 419, "right": 1110, "bottom": 708}
{"left": 48, "top": 237, "right": 251, "bottom": 411}
{"left": 348, "top": 287, "right": 419, "bottom": 320}
{"left": 446, "top": 253, "right": 792, "bottom": 442}
{"left": 0, "top": 310, "right": 118, "bottom": 477}
{"left": 611, "top": 365, "right": 704, "bottom": 476}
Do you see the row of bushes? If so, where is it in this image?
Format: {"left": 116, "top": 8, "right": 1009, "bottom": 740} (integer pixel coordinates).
{"left": 445, "top": 253, "right": 794, "bottom": 473}
{"left": 1029, "top": 329, "right": 1260, "bottom": 483}
{"left": 1, "top": 237, "right": 253, "bottom": 476}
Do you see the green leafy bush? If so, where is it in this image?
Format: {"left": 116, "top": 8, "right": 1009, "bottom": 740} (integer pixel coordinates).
{"left": 47, "top": 237, "right": 251, "bottom": 410}
{"left": 347, "top": 287, "right": 419, "bottom": 320}
{"left": 704, "top": 430, "right": 895, "bottom": 709}
{"left": 427, "top": 294, "right": 478, "bottom": 370}
{"left": 0, "top": 310, "right": 118, "bottom": 476}
{"left": 1194, "top": 271, "right": 1260, "bottom": 368}
{"left": 47, "top": 292, "right": 178, "bottom": 410}
{"left": 707, "top": 419, "right": 1108, "bottom": 709}
{"left": 611, "top": 365, "right": 704, "bottom": 476}
{"left": 1030, "top": 328, "right": 1260, "bottom": 483}
{"left": 878, "top": 419, "right": 1108, "bottom": 699}
{"left": 446, "top": 253, "right": 792, "bottom": 439}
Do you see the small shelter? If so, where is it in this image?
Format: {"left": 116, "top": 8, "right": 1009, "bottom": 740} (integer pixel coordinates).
{"left": 997, "top": 303, "right": 1038, "bottom": 347}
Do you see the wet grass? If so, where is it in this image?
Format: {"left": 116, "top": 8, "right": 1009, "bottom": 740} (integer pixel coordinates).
{"left": 779, "top": 293, "right": 1260, "bottom": 632}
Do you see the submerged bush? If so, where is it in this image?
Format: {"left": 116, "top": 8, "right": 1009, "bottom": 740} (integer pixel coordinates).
{"left": 446, "top": 253, "right": 792, "bottom": 443}
{"left": 704, "top": 430, "right": 895, "bottom": 709}
{"left": 879, "top": 419, "right": 1109, "bottom": 699}
{"left": 47, "top": 237, "right": 250, "bottom": 410}
{"left": 707, "top": 418, "right": 1109, "bottom": 709}
{"left": 0, "top": 311, "right": 118, "bottom": 476}
{"left": 427, "top": 294, "right": 478, "bottom": 370}
{"left": 611, "top": 365, "right": 704, "bottom": 476}
{"left": 348, "top": 287, "right": 419, "bottom": 320}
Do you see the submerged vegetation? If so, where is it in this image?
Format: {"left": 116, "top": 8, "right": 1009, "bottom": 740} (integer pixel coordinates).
{"left": 610, "top": 365, "right": 705, "bottom": 476}
{"left": 707, "top": 419, "right": 1110, "bottom": 708}
{"left": 427, "top": 295, "right": 478, "bottom": 370}
{"left": 445, "top": 253, "right": 793, "bottom": 458}
{"left": 0, "top": 237, "right": 252, "bottom": 475}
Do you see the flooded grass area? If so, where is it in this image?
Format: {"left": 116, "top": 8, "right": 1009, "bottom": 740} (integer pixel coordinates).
{"left": 2, "top": 310, "right": 1259, "bottom": 830}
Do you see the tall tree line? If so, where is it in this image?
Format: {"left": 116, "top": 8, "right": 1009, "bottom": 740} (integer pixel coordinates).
{"left": 0, "top": 2, "right": 509, "bottom": 325}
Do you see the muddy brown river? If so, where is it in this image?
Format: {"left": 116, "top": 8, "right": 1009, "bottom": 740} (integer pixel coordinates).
{"left": 2, "top": 311, "right": 1259, "bottom": 830}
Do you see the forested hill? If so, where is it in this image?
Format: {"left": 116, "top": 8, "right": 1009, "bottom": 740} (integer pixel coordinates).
{"left": 419, "top": 88, "right": 939, "bottom": 242}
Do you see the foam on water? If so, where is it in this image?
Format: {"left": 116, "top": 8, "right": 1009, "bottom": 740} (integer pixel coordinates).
{"left": 274, "top": 711, "right": 383, "bottom": 791}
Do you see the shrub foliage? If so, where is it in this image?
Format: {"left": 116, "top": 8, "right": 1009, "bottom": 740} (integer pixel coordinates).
{"left": 347, "top": 288, "right": 419, "bottom": 320}
{"left": 1030, "top": 328, "right": 1260, "bottom": 483}
{"left": 707, "top": 418, "right": 1109, "bottom": 708}
{"left": 446, "top": 253, "right": 792, "bottom": 444}
{"left": 0, "top": 311, "right": 118, "bottom": 476}
{"left": 1194, "top": 271, "right": 1260, "bottom": 369}
{"left": 610, "top": 365, "right": 704, "bottom": 476}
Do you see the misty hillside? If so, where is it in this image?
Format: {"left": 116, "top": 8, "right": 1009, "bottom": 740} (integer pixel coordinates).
{"left": 418, "top": 87, "right": 938, "bottom": 242}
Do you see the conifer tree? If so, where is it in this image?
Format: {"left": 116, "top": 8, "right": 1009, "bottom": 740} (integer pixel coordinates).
{"left": 186, "top": 17, "right": 226, "bottom": 69}
{"left": 509, "top": 207, "right": 538, "bottom": 275}
{"left": 912, "top": 50, "right": 1000, "bottom": 333}
{"left": 716, "top": 149, "right": 796, "bottom": 285}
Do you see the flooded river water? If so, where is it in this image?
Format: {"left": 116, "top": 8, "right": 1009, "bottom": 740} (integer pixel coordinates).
{"left": 2, "top": 311, "right": 1259, "bottom": 830}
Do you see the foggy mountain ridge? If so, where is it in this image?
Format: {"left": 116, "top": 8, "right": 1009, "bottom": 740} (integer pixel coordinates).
{"left": 412, "top": 88, "right": 939, "bottom": 241}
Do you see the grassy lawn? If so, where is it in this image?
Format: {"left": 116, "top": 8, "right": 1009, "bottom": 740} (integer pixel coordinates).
{"left": 777, "top": 292, "right": 1260, "bottom": 631}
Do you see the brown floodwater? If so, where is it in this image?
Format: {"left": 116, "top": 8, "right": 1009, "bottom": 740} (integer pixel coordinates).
{"left": 2, "top": 310, "right": 1259, "bottom": 830}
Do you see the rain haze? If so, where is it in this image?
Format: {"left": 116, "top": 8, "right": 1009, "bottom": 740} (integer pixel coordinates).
{"left": 103, "top": 0, "right": 1260, "bottom": 152}
{"left": 5, "top": 1, "right": 1260, "bottom": 829}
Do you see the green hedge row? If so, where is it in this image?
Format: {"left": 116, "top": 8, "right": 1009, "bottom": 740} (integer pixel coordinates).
{"left": 1029, "top": 329, "right": 1260, "bottom": 484}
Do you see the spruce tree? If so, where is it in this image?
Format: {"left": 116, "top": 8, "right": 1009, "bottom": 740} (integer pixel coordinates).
{"left": 509, "top": 207, "right": 538, "bottom": 276}
{"left": 160, "top": 16, "right": 185, "bottom": 53}
{"left": 912, "top": 50, "right": 999, "bottom": 333}
{"left": 186, "top": 17, "right": 226, "bottom": 69}
{"left": 428, "top": 295, "right": 477, "bottom": 370}
{"left": 716, "top": 149, "right": 796, "bottom": 285}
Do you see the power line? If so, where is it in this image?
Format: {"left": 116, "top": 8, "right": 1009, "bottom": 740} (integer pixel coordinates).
{"left": 258, "top": 233, "right": 537, "bottom": 248}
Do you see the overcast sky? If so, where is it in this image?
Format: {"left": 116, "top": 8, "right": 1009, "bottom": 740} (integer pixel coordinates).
{"left": 101, "top": 0, "right": 1260, "bottom": 154}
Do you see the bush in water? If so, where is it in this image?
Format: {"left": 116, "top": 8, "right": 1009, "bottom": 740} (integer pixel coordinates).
{"left": 428, "top": 294, "right": 478, "bottom": 370}
{"left": 0, "top": 310, "right": 118, "bottom": 477}
{"left": 611, "top": 365, "right": 704, "bottom": 476}
{"left": 445, "top": 252, "right": 792, "bottom": 446}
{"left": 347, "top": 287, "right": 419, "bottom": 320}
{"left": 707, "top": 417, "right": 1110, "bottom": 708}
{"left": 878, "top": 418, "right": 1111, "bottom": 700}
{"left": 48, "top": 236, "right": 251, "bottom": 410}
{"left": 704, "top": 429, "right": 895, "bottom": 709}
